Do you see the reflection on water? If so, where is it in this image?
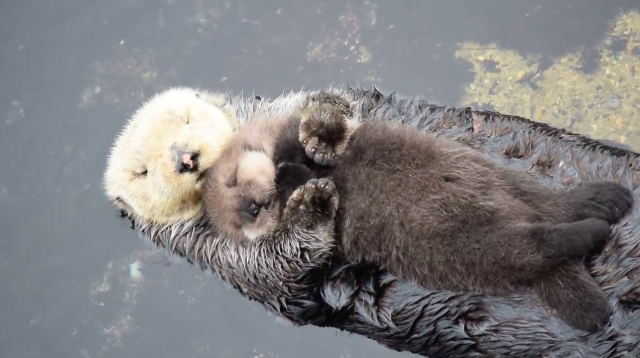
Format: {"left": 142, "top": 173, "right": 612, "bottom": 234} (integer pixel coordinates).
{"left": 1, "top": 1, "right": 639, "bottom": 357}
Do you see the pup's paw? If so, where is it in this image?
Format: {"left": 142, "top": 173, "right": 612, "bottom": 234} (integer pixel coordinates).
{"left": 535, "top": 265, "right": 611, "bottom": 333}
{"left": 283, "top": 178, "right": 340, "bottom": 227}
{"left": 566, "top": 182, "right": 634, "bottom": 224}
{"left": 299, "top": 93, "right": 355, "bottom": 166}
{"left": 573, "top": 218, "right": 612, "bottom": 256}
{"left": 538, "top": 218, "right": 611, "bottom": 260}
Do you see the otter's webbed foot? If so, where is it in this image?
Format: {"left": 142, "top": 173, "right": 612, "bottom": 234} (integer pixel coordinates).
{"left": 534, "top": 263, "right": 610, "bottom": 333}
{"left": 283, "top": 178, "right": 340, "bottom": 231}
{"left": 562, "top": 182, "right": 634, "bottom": 224}
{"left": 299, "top": 93, "right": 356, "bottom": 166}
{"left": 536, "top": 218, "right": 612, "bottom": 260}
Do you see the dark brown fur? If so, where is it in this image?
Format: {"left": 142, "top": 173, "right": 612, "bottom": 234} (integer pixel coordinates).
{"left": 203, "top": 92, "right": 634, "bottom": 333}
{"left": 117, "top": 86, "right": 640, "bottom": 357}
{"left": 202, "top": 113, "right": 341, "bottom": 303}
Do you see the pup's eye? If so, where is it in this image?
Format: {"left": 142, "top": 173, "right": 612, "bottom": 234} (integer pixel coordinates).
{"left": 136, "top": 170, "right": 148, "bottom": 177}
{"left": 246, "top": 202, "right": 260, "bottom": 217}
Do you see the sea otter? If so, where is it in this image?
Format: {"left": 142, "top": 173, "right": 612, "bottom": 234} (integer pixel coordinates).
{"left": 103, "top": 85, "right": 374, "bottom": 308}
{"left": 104, "top": 85, "right": 640, "bottom": 357}
{"left": 202, "top": 91, "right": 633, "bottom": 333}
{"left": 103, "top": 86, "right": 239, "bottom": 226}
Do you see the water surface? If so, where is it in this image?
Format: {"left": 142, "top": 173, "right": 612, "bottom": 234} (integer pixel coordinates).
{"left": 2, "top": 1, "right": 640, "bottom": 357}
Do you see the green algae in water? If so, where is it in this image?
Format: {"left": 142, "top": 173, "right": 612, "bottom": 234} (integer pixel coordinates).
{"left": 456, "top": 10, "right": 640, "bottom": 151}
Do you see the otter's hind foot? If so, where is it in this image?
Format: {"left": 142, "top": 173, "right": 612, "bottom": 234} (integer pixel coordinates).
{"left": 563, "top": 181, "right": 633, "bottom": 224}
{"left": 299, "top": 93, "right": 356, "bottom": 166}
{"left": 537, "top": 218, "right": 611, "bottom": 260}
{"left": 534, "top": 263, "right": 610, "bottom": 333}
{"left": 283, "top": 178, "right": 339, "bottom": 229}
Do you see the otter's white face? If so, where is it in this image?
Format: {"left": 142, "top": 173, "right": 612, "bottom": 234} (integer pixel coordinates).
{"left": 104, "top": 87, "right": 238, "bottom": 225}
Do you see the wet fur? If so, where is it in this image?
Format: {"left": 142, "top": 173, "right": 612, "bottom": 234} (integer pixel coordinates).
{"left": 206, "top": 93, "right": 632, "bottom": 332}
{"left": 107, "top": 85, "right": 640, "bottom": 357}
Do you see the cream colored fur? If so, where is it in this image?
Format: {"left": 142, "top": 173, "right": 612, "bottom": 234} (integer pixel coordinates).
{"left": 103, "top": 87, "right": 238, "bottom": 225}
{"left": 104, "top": 86, "right": 362, "bottom": 227}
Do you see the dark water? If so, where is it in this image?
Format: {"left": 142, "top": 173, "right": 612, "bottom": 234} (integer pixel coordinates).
{"left": 1, "top": 1, "right": 640, "bottom": 357}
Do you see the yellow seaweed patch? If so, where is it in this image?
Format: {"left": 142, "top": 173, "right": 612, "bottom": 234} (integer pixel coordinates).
{"left": 456, "top": 10, "right": 640, "bottom": 150}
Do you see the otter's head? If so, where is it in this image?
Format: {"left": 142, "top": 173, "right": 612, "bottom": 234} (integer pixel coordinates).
{"left": 104, "top": 87, "right": 238, "bottom": 225}
{"left": 204, "top": 146, "right": 281, "bottom": 242}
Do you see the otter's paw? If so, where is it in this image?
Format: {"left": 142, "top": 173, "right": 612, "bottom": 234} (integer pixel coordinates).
{"left": 565, "top": 182, "right": 634, "bottom": 224}
{"left": 567, "top": 218, "right": 612, "bottom": 256}
{"left": 283, "top": 178, "right": 340, "bottom": 227}
{"left": 535, "top": 265, "right": 610, "bottom": 333}
{"left": 300, "top": 94, "right": 354, "bottom": 167}
{"left": 537, "top": 218, "right": 611, "bottom": 260}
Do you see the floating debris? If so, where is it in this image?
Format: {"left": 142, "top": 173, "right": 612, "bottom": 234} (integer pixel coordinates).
{"left": 5, "top": 100, "right": 25, "bottom": 125}
{"left": 305, "top": 3, "right": 381, "bottom": 83}
{"left": 456, "top": 10, "right": 640, "bottom": 150}
{"left": 607, "top": 96, "right": 621, "bottom": 109}
{"left": 77, "top": 44, "right": 172, "bottom": 111}
{"left": 129, "top": 260, "right": 144, "bottom": 283}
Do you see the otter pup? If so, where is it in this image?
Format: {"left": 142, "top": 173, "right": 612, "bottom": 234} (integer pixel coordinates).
{"left": 104, "top": 86, "right": 355, "bottom": 313}
{"left": 203, "top": 92, "right": 634, "bottom": 333}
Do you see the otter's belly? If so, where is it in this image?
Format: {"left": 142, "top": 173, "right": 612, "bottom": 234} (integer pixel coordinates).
{"left": 329, "top": 128, "right": 538, "bottom": 288}
{"left": 330, "top": 158, "right": 458, "bottom": 265}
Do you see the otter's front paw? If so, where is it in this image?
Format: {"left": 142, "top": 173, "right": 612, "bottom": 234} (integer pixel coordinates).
{"left": 565, "top": 182, "right": 634, "bottom": 224}
{"left": 283, "top": 178, "right": 339, "bottom": 228}
{"left": 299, "top": 94, "right": 354, "bottom": 166}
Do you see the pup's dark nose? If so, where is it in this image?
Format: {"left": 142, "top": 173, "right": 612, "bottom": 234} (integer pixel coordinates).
{"left": 177, "top": 151, "right": 199, "bottom": 173}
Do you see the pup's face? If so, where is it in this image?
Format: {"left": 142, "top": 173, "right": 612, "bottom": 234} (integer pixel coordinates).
{"left": 104, "top": 87, "right": 237, "bottom": 225}
{"left": 205, "top": 150, "right": 280, "bottom": 241}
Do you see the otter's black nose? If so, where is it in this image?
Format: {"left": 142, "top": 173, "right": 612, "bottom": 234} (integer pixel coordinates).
{"left": 177, "top": 151, "right": 199, "bottom": 173}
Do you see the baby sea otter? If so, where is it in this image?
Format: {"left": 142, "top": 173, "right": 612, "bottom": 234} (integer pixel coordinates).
{"left": 103, "top": 86, "right": 359, "bottom": 312}
{"left": 202, "top": 92, "right": 634, "bottom": 333}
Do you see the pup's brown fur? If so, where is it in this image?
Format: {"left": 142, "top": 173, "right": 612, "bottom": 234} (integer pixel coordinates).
{"left": 202, "top": 92, "right": 634, "bottom": 333}
{"left": 203, "top": 115, "right": 283, "bottom": 242}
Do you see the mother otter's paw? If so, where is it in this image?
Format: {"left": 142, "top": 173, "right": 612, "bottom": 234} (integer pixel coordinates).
{"left": 283, "top": 178, "right": 340, "bottom": 229}
{"left": 564, "top": 182, "right": 634, "bottom": 224}
{"left": 299, "top": 94, "right": 355, "bottom": 166}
